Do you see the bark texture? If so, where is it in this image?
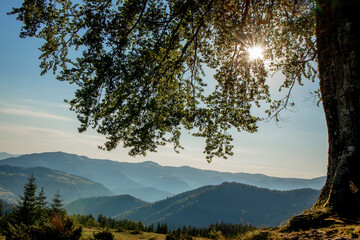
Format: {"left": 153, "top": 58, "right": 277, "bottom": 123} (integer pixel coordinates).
{"left": 315, "top": 0, "right": 360, "bottom": 217}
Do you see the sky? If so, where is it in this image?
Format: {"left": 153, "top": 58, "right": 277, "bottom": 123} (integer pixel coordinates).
{"left": 0, "top": 0, "right": 328, "bottom": 179}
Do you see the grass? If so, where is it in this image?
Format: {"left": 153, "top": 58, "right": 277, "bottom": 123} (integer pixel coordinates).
{"left": 81, "top": 228, "right": 166, "bottom": 240}
{"left": 238, "top": 223, "right": 360, "bottom": 239}
{"left": 81, "top": 227, "right": 225, "bottom": 240}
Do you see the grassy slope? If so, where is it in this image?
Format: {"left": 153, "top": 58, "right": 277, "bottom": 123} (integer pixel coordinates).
{"left": 240, "top": 224, "right": 360, "bottom": 240}
{"left": 79, "top": 224, "right": 360, "bottom": 240}
{"left": 81, "top": 228, "right": 211, "bottom": 240}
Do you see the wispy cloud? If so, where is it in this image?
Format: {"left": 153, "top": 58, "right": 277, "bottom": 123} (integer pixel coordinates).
{"left": 0, "top": 108, "right": 73, "bottom": 121}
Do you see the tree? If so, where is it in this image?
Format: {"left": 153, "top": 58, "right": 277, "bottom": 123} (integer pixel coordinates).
{"left": 4, "top": 178, "right": 82, "bottom": 240}
{"left": 15, "top": 175, "right": 38, "bottom": 225}
{"left": 312, "top": 0, "right": 360, "bottom": 218}
{"left": 51, "top": 191, "right": 64, "bottom": 215}
{"left": 9, "top": 0, "right": 360, "bottom": 218}
{"left": 36, "top": 187, "right": 49, "bottom": 224}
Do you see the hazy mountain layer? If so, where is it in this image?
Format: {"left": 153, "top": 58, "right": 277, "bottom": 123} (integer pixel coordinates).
{"left": 116, "top": 182, "right": 320, "bottom": 227}
{"left": 0, "top": 165, "right": 113, "bottom": 203}
{"left": 65, "top": 195, "right": 148, "bottom": 217}
{"left": 0, "top": 152, "right": 21, "bottom": 160}
{"left": 0, "top": 152, "right": 326, "bottom": 202}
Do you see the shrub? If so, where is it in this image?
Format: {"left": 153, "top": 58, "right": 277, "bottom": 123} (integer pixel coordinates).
{"left": 130, "top": 229, "right": 142, "bottom": 235}
{"left": 93, "top": 229, "right": 114, "bottom": 240}
{"left": 208, "top": 228, "right": 222, "bottom": 239}
{"left": 166, "top": 230, "right": 193, "bottom": 240}
{"left": 240, "top": 230, "right": 270, "bottom": 240}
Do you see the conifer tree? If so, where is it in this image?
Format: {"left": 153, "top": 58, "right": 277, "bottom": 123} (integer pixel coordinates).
{"left": 36, "top": 187, "right": 48, "bottom": 223}
{"left": 15, "top": 175, "right": 38, "bottom": 225}
{"left": 51, "top": 191, "right": 64, "bottom": 215}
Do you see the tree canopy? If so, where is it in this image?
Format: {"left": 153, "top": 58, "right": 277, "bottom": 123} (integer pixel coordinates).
{"left": 9, "top": 0, "right": 317, "bottom": 161}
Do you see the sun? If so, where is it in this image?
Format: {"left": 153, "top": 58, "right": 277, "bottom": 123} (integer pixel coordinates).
{"left": 248, "top": 46, "right": 264, "bottom": 60}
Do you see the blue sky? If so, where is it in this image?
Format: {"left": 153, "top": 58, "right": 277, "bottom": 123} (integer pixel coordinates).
{"left": 0, "top": 0, "right": 328, "bottom": 178}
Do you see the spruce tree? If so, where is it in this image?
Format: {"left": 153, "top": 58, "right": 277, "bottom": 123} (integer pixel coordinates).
{"left": 36, "top": 187, "right": 48, "bottom": 223}
{"left": 15, "top": 175, "right": 38, "bottom": 225}
{"left": 50, "top": 191, "right": 64, "bottom": 215}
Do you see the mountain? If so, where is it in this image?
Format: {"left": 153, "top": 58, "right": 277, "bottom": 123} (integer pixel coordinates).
{"left": 0, "top": 152, "right": 21, "bottom": 160}
{"left": 0, "top": 152, "right": 174, "bottom": 202}
{"left": 116, "top": 182, "right": 320, "bottom": 228}
{"left": 65, "top": 195, "right": 147, "bottom": 217}
{"left": 111, "top": 186, "right": 172, "bottom": 203}
{"left": 0, "top": 152, "right": 326, "bottom": 202}
{"left": 0, "top": 165, "right": 113, "bottom": 203}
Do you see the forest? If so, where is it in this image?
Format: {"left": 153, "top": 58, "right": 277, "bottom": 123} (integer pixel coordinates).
{"left": 0, "top": 176, "right": 257, "bottom": 240}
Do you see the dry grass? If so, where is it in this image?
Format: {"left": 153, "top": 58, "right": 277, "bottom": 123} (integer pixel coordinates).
{"left": 238, "top": 224, "right": 360, "bottom": 240}
{"left": 81, "top": 228, "right": 212, "bottom": 240}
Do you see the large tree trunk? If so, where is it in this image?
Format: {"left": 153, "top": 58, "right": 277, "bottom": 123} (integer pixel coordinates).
{"left": 315, "top": 0, "right": 360, "bottom": 218}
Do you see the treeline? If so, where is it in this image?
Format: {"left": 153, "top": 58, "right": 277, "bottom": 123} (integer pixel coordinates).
{"left": 0, "top": 176, "right": 256, "bottom": 240}
{"left": 72, "top": 213, "right": 256, "bottom": 239}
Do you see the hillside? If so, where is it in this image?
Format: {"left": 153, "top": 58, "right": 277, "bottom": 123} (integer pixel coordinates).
{"left": 0, "top": 152, "right": 21, "bottom": 160}
{"left": 0, "top": 152, "right": 325, "bottom": 202}
{"left": 65, "top": 195, "right": 148, "bottom": 217}
{"left": 0, "top": 165, "right": 113, "bottom": 203}
{"left": 116, "top": 182, "right": 320, "bottom": 228}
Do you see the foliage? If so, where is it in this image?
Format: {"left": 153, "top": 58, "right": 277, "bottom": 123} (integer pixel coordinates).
{"left": 207, "top": 228, "right": 222, "bottom": 239}
{"left": 2, "top": 176, "right": 82, "bottom": 240}
{"left": 14, "top": 175, "right": 39, "bottom": 226}
{"left": 130, "top": 229, "right": 142, "bottom": 235}
{"left": 51, "top": 191, "right": 64, "bottom": 215}
{"left": 156, "top": 222, "right": 169, "bottom": 234}
{"left": 166, "top": 229, "right": 193, "bottom": 240}
{"left": 72, "top": 213, "right": 256, "bottom": 239}
{"left": 9, "top": 0, "right": 317, "bottom": 161}
{"left": 72, "top": 214, "right": 99, "bottom": 228}
{"left": 239, "top": 230, "right": 270, "bottom": 240}
{"left": 93, "top": 229, "right": 114, "bottom": 240}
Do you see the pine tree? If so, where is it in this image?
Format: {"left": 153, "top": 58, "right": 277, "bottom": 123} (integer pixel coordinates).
{"left": 15, "top": 175, "right": 38, "bottom": 225}
{"left": 36, "top": 187, "right": 48, "bottom": 223}
{"left": 50, "top": 191, "right": 64, "bottom": 215}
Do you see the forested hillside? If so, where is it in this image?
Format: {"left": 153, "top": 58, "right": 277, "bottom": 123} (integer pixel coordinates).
{"left": 65, "top": 195, "right": 147, "bottom": 217}
{"left": 0, "top": 165, "right": 113, "bottom": 203}
{"left": 116, "top": 182, "right": 319, "bottom": 227}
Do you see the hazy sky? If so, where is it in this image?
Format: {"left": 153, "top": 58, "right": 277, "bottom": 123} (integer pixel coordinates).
{"left": 0, "top": 0, "right": 328, "bottom": 178}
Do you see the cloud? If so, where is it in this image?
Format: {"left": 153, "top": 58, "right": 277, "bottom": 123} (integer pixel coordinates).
{"left": 0, "top": 108, "right": 73, "bottom": 121}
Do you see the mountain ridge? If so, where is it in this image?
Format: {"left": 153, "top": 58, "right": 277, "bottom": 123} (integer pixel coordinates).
{"left": 0, "top": 151, "right": 326, "bottom": 202}
{"left": 65, "top": 194, "right": 148, "bottom": 217}
{"left": 0, "top": 165, "right": 113, "bottom": 203}
{"left": 115, "top": 182, "right": 320, "bottom": 227}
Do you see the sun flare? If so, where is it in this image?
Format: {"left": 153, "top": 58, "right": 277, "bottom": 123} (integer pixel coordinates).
{"left": 248, "top": 46, "right": 264, "bottom": 60}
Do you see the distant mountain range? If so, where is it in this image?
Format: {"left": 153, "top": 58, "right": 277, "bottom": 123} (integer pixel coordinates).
{"left": 0, "top": 152, "right": 21, "bottom": 160}
{"left": 0, "top": 152, "right": 324, "bottom": 227}
{"left": 0, "top": 165, "right": 113, "bottom": 203}
{"left": 0, "top": 152, "right": 326, "bottom": 202}
{"left": 118, "top": 182, "right": 319, "bottom": 227}
{"left": 65, "top": 182, "right": 319, "bottom": 227}
{"left": 65, "top": 195, "right": 147, "bottom": 217}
